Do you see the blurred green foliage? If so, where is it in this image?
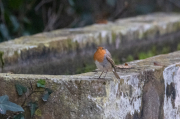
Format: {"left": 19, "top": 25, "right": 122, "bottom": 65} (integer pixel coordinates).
{"left": 76, "top": 63, "right": 96, "bottom": 74}
{"left": 0, "top": 0, "right": 180, "bottom": 42}
{"left": 126, "top": 55, "right": 134, "bottom": 62}
{"left": 0, "top": 0, "right": 43, "bottom": 42}
{"left": 138, "top": 51, "right": 154, "bottom": 59}
{"left": 137, "top": 45, "right": 171, "bottom": 60}
{"left": 177, "top": 43, "right": 180, "bottom": 50}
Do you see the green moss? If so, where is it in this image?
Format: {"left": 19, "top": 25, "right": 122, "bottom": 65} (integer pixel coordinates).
{"left": 151, "top": 45, "right": 157, "bottom": 55}
{"left": 0, "top": 51, "right": 4, "bottom": 70}
{"left": 76, "top": 63, "right": 96, "bottom": 74}
{"left": 138, "top": 52, "right": 147, "bottom": 59}
{"left": 67, "top": 38, "right": 78, "bottom": 50}
{"left": 177, "top": 43, "right": 180, "bottom": 50}
{"left": 111, "top": 32, "right": 117, "bottom": 43}
{"left": 139, "top": 27, "right": 155, "bottom": 39}
{"left": 172, "top": 21, "right": 180, "bottom": 31}
{"left": 35, "top": 109, "right": 42, "bottom": 117}
{"left": 135, "top": 45, "right": 157, "bottom": 60}
{"left": 162, "top": 46, "right": 170, "bottom": 54}
{"left": 147, "top": 51, "right": 154, "bottom": 57}
{"left": 67, "top": 39, "right": 73, "bottom": 49}
{"left": 84, "top": 65, "right": 95, "bottom": 72}
{"left": 113, "top": 56, "right": 120, "bottom": 64}
{"left": 14, "top": 51, "right": 19, "bottom": 56}
{"left": 138, "top": 51, "right": 154, "bottom": 59}
{"left": 126, "top": 55, "right": 134, "bottom": 62}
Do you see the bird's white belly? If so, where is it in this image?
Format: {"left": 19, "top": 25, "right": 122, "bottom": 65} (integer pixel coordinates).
{"left": 95, "top": 60, "right": 112, "bottom": 71}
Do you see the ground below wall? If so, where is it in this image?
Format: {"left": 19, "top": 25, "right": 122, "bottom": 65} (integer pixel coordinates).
{"left": 0, "top": 50, "right": 180, "bottom": 119}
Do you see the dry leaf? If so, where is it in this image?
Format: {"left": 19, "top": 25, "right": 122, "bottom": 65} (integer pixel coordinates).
{"left": 116, "top": 64, "right": 132, "bottom": 69}
{"left": 153, "top": 61, "right": 163, "bottom": 66}
{"left": 125, "top": 63, "right": 128, "bottom": 66}
{"left": 96, "top": 19, "right": 108, "bottom": 24}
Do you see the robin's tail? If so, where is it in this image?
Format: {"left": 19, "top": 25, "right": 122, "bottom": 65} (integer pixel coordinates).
{"left": 112, "top": 71, "right": 120, "bottom": 79}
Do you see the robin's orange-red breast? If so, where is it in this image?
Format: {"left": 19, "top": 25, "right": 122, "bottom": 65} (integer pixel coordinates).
{"left": 93, "top": 47, "right": 120, "bottom": 79}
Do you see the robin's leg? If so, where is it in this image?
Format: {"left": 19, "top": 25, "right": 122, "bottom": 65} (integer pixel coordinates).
{"left": 99, "top": 71, "right": 104, "bottom": 78}
{"left": 103, "top": 71, "right": 108, "bottom": 78}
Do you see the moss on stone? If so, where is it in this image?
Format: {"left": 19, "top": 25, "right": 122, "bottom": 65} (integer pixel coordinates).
{"left": 0, "top": 51, "right": 4, "bottom": 70}
{"left": 75, "top": 63, "right": 95, "bottom": 74}
{"left": 127, "top": 55, "right": 134, "bottom": 62}
{"left": 142, "top": 27, "right": 156, "bottom": 39}
{"left": 14, "top": 51, "right": 19, "bottom": 56}
{"left": 151, "top": 45, "right": 157, "bottom": 55}
{"left": 111, "top": 32, "right": 117, "bottom": 43}
{"left": 138, "top": 51, "right": 154, "bottom": 59}
{"left": 113, "top": 56, "right": 120, "bottom": 65}
{"left": 67, "top": 38, "right": 76, "bottom": 50}
{"left": 162, "top": 46, "right": 170, "bottom": 54}
{"left": 177, "top": 43, "right": 180, "bottom": 50}
{"left": 172, "top": 21, "right": 180, "bottom": 32}
{"left": 35, "top": 109, "right": 42, "bottom": 117}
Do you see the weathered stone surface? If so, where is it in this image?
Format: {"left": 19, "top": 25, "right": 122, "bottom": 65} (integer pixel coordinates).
{"left": 1, "top": 12, "right": 180, "bottom": 118}
{"left": 0, "top": 50, "right": 180, "bottom": 118}
{"left": 1, "top": 13, "right": 180, "bottom": 74}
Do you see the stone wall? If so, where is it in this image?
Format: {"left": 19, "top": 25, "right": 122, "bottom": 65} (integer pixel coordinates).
{"left": 0, "top": 50, "right": 180, "bottom": 118}
{"left": 1, "top": 13, "right": 180, "bottom": 74}
{"left": 0, "top": 12, "right": 180, "bottom": 119}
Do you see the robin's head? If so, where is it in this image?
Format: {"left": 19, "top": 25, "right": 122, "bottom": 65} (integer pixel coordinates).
{"left": 96, "top": 47, "right": 106, "bottom": 54}
{"left": 97, "top": 46, "right": 105, "bottom": 50}
{"left": 93, "top": 46, "right": 106, "bottom": 62}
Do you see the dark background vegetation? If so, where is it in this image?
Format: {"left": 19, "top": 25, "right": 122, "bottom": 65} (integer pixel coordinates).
{"left": 0, "top": 0, "right": 180, "bottom": 42}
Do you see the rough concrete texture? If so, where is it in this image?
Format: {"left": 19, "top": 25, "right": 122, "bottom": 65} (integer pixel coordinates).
{"left": 1, "top": 50, "right": 180, "bottom": 119}
{"left": 1, "top": 12, "right": 180, "bottom": 118}
{"left": 1, "top": 13, "right": 180, "bottom": 74}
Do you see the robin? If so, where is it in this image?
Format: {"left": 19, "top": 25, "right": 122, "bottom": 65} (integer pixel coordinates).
{"left": 93, "top": 47, "right": 120, "bottom": 79}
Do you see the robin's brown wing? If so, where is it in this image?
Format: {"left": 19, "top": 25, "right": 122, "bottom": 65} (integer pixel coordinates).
{"left": 105, "top": 49, "right": 120, "bottom": 78}
{"left": 106, "top": 55, "right": 116, "bottom": 72}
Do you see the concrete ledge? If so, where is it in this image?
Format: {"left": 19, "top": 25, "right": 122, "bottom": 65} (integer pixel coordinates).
{"left": 1, "top": 12, "right": 180, "bottom": 74}
{"left": 0, "top": 50, "right": 180, "bottom": 118}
